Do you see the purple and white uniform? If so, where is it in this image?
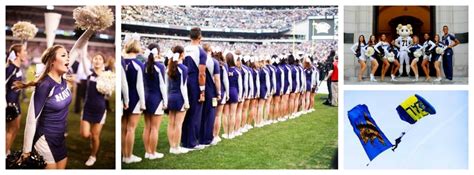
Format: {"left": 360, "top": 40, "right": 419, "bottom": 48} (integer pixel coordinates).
{"left": 82, "top": 71, "right": 107, "bottom": 124}
{"left": 144, "top": 61, "right": 168, "bottom": 115}
{"left": 228, "top": 66, "right": 242, "bottom": 103}
{"left": 167, "top": 63, "right": 189, "bottom": 111}
{"left": 122, "top": 58, "right": 146, "bottom": 114}
{"left": 23, "top": 76, "right": 72, "bottom": 163}
{"left": 6, "top": 63, "right": 22, "bottom": 114}
{"left": 251, "top": 68, "right": 260, "bottom": 99}
{"left": 219, "top": 63, "right": 230, "bottom": 104}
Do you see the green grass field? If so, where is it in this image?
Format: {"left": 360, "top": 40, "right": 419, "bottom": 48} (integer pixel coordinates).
{"left": 10, "top": 67, "right": 116, "bottom": 169}
{"left": 123, "top": 95, "right": 338, "bottom": 169}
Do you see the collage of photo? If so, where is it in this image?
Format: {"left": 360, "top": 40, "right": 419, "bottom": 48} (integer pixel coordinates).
{"left": 0, "top": 1, "right": 471, "bottom": 175}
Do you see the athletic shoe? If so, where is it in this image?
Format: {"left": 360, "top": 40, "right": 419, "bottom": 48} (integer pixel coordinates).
{"left": 222, "top": 133, "right": 230, "bottom": 139}
{"left": 179, "top": 147, "right": 190, "bottom": 154}
{"left": 211, "top": 137, "right": 219, "bottom": 145}
{"left": 229, "top": 133, "right": 236, "bottom": 139}
{"left": 85, "top": 156, "right": 96, "bottom": 166}
{"left": 124, "top": 155, "right": 142, "bottom": 164}
{"left": 148, "top": 152, "right": 164, "bottom": 160}
{"left": 434, "top": 77, "right": 442, "bottom": 82}
{"left": 170, "top": 147, "right": 179, "bottom": 154}
{"left": 193, "top": 145, "right": 206, "bottom": 150}
{"left": 241, "top": 127, "right": 249, "bottom": 133}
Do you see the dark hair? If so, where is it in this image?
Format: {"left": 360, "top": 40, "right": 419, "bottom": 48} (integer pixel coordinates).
{"left": 145, "top": 43, "right": 160, "bottom": 80}
{"left": 7, "top": 44, "right": 23, "bottom": 64}
{"left": 168, "top": 45, "right": 184, "bottom": 80}
{"left": 357, "top": 35, "right": 366, "bottom": 55}
{"left": 226, "top": 52, "right": 236, "bottom": 67}
{"left": 14, "top": 45, "right": 65, "bottom": 89}
{"left": 212, "top": 51, "right": 225, "bottom": 66}
{"left": 443, "top": 25, "right": 448, "bottom": 29}
{"left": 288, "top": 55, "right": 296, "bottom": 65}
{"left": 190, "top": 27, "right": 202, "bottom": 40}
{"left": 368, "top": 35, "right": 377, "bottom": 46}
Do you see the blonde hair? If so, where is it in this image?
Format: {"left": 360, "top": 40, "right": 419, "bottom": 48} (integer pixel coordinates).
{"left": 123, "top": 40, "right": 141, "bottom": 54}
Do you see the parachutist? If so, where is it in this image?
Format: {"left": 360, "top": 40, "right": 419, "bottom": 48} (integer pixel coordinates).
{"left": 392, "top": 132, "right": 406, "bottom": 151}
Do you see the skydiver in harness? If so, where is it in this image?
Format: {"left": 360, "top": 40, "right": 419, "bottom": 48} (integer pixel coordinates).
{"left": 392, "top": 132, "right": 406, "bottom": 151}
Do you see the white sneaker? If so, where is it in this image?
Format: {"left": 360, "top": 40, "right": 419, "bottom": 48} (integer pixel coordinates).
{"left": 192, "top": 145, "right": 206, "bottom": 150}
{"left": 148, "top": 152, "right": 164, "bottom": 160}
{"left": 179, "top": 147, "right": 190, "bottom": 154}
{"left": 170, "top": 147, "right": 179, "bottom": 154}
{"left": 391, "top": 78, "right": 398, "bottom": 81}
{"left": 85, "top": 156, "right": 96, "bottom": 166}
{"left": 124, "top": 155, "right": 142, "bottom": 164}
{"left": 241, "top": 127, "right": 249, "bottom": 133}
{"left": 222, "top": 133, "right": 230, "bottom": 139}
{"left": 229, "top": 133, "right": 236, "bottom": 139}
{"left": 247, "top": 124, "right": 254, "bottom": 129}
{"left": 211, "top": 137, "right": 219, "bottom": 145}
{"left": 144, "top": 152, "right": 150, "bottom": 159}
{"left": 370, "top": 78, "right": 377, "bottom": 82}
{"left": 434, "top": 77, "right": 442, "bottom": 81}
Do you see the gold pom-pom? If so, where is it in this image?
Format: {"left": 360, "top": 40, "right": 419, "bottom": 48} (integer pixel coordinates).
{"left": 11, "top": 21, "right": 38, "bottom": 40}
{"left": 73, "top": 6, "right": 114, "bottom": 31}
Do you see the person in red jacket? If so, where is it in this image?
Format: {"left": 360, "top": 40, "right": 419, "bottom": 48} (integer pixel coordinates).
{"left": 325, "top": 55, "right": 338, "bottom": 107}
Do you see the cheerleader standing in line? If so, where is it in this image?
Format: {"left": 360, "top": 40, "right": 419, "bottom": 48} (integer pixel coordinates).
{"left": 303, "top": 58, "right": 313, "bottom": 113}
{"left": 281, "top": 56, "right": 292, "bottom": 121}
{"left": 256, "top": 56, "right": 269, "bottom": 127}
{"left": 199, "top": 44, "right": 220, "bottom": 146}
{"left": 288, "top": 55, "right": 299, "bottom": 119}
{"left": 212, "top": 49, "right": 229, "bottom": 145}
{"left": 264, "top": 56, "right": 275, "bottom": 124}
{"left": 272, "top": 56, "right": 284, "bottom": 122}
{"left": 374, "top": 34, "right": 391, "bottom": 81}
{"left": 421, "top": 33, "right": 436, "bottom": 81}
{"left": 297, "top": 58, "right": 306, "bottom": 116}
{"left": 142, "top": 43, "right": 167, "bottom": 159}
{"left": 350, "top": 35, "right": 367, "bottom": 81}
{"left": 432, "top": 34, "right": 447, "bottom": 81}
{"left": 387, "top": 40, "right": 401, "bottom": 81}
{"left": 309, "top": 58, "right": 319, "bottom": 112}
{"left": 122, "top": 37, "right": 145, "bottom": 164}
{"left": 409, "top": 36, "right": 423, "bottom": 81}
{"left": 166, "top": 45, "right": 190, "bottom": 154}
{"left": 248, "top": 56, "right": 260, "bottom": 127}
{"left": 223, "top": 52, "right": 241, "bottom": 139}
{"left": 366, "top": 35, "right": 379, "bottom": 81}
{"left": 80, "top": 53, "right": 111, "bottom": 166}
{"left": 234, "top": 52, "right": 246, "bottom": 136}
{"left": 6, "top": 44, "right": 27, "bottom": 155}
{"left": 241, "top": 56, "right": 253, "bottom": 131}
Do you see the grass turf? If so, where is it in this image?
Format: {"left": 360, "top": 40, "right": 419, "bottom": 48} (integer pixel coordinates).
{"left": 9, "top": 67, "right": 116, "bottom": 169}
{"left": 122, "top": 94, "right": 337, "bottom": 169}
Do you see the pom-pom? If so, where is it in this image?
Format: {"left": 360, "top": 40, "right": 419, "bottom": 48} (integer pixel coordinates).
{"left": 73, "top": 6, "right": 114, "bottom": 31}
{"left": 435, "top": 47, "right": 445, "bottom": 54}
{"left": 365, "top": 47, "right": 375, "bottom": 57}
{"left": 6, "top": 150, "right": 47, "bottom": 169}
{"left": 387, "top": 52, "right": 395, "bottom": 62}
{"left": 413, "top": 49, "right": 422, "bottom": 58}
{"left": 96, "top": 70, "right": 116, "bottom": 96}
{"left": 11, "top": 21, "right": 38, "bottom": 40}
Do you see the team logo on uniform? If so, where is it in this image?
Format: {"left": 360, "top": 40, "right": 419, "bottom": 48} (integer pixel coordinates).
{"left": 313, "top": 22, "right": 331, "bottom": 34}
{"left": 356, "top": 112, "right": 386, "bottom": 145}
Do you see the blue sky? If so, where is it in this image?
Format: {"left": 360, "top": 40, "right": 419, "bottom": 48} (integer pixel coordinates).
{"left": 344, "top": 91, "right": 468, "bottom": 169}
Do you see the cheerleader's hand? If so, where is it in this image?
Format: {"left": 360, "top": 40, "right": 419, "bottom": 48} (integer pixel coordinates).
{"left": 163, "top": 103, "right": 167, "bottom": 110}
{"left": 123, "top": 104, "right": 129, "bottom": 110}
{"left": 217, "top": 94, "right": 221, "bottom": 101}
{"left": 184, "top": 102, "right": 190, "bottom": 109}
{"left": 18, "top": 152, "right": 31, "bottom": 163}
{"left": 199, "top": 91, "right": 205, "bottom": 102}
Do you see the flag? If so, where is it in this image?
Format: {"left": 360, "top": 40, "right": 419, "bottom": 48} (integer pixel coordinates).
{"left": 396, "top": 94, "right": 436, "bottom": 124}
{"left": 348, "top": 104, "right": 393, "bottom": 161}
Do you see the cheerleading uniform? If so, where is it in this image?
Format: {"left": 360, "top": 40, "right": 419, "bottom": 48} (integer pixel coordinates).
{"left": 199, "top": 57, "right": 220, "bottom": 145}
{"left": 219, "top": 63, "right": 230, "bottom": 104}
{"left": 259, "top": 66, "right": 270, "bottom": 99}
{"left": 252, "top": 68, "right": 260, "bottom": 99}
{"left": 82, "top": 71, "right": 107, "bottom": 124}
{"left": 282, "top": 63, "right": 292, "bottom": 95}
{"left": 431, "top": 42, "right": 447, "bottom": 62}
{"left": 351, "top": 42, "right": 367, "bottom": 61}
{"left": 6, "top": 63, "right": 22, "bottom": 115}
{"left": 167, "top": 63, "right": 189, "bottom": 111}
{"left": 298, "top": 65, "right": 305, "bottom": 93}
{"left": 290, "top": 65, "right": 298, "bottom": 93}
{"left": 374, "top": 41, "right": 390, "bottom": 59}
{"left": 182, "top": 45, "right": 207, "bottom": 148}
{"left": 305, "top": 67, "right": 313, "bottom": 92}
{"left": 228, "top": 66, "right": 241, "bottom": 103}
{"left": 442, "top": 33, "right": 457, "bottom": 80}
{"left": 273, "top": 64, "right": 283, "bottom": 96}
{"left": 23, "top": 76, "right": 72, "bottom": 163}
{"left": 144, "top": 61, "right": 168, "bottom": 115}
{"left": 409, "top": 43, "right": 423, "bottom": 61}
{"left": 122, "top": 57, "right": 146, "bottom": 114}
{"left": 422, "top": 40, "right": 436, "bottom": 61}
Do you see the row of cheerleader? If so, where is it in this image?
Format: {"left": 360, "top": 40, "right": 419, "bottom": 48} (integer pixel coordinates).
{"left": 121, "top": 27, "right": 322, "bottom": 164}
{"left": 351, "top": 25, "right": 459, "bottom": 82}
{"left": 6, "top": 6, "right": 115, "bottom": 169}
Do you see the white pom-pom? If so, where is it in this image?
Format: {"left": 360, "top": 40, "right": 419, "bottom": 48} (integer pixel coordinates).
{"left": 414, "top": 49, "right": 422, "bottom": 58}
{"left": 73, "top": 6, "right": 114, "bottom": 31}
{"left": 435, "top": 47, "right": 445, "bottom": 54}
{"left": 96, "top": 71, "right": 116, "bottom": 96}
{"left": 365, "top": 47, "right": 375, "bottom": 57}
{"left": 387, "top": 52, "right": 395, "bottom": 62}
{"left": 11, "top": 21, "right": 38, "bottom": 40}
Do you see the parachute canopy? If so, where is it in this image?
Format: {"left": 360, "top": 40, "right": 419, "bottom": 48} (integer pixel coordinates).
{"left": 348, "top": 104, "right": 393, "bottom": 161}
{"left": 396, "top": 94, "right": 436, "bottom": 124}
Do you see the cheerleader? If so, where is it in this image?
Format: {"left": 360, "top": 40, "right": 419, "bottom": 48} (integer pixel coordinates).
{"left": 122, "top": 35, "right": 145, "bottom": 163}
{"left": 182, "top": 27, "right": 207, "bottom": 150}
{"left": 281, "top": 56, "right": 292, "bottom": 120}
{"left": 351, "top": 35, "right": 366, "bottom": 81}
{"left": 441, "top": 25, "right": 460, "bottom": 80}
{"left": 223, "top": 52, "right": 241, "bottom": 139}
{"left": 387, "top": 41, "right": 400, "bottom": 81}
{"left": 421, "top": 33, "right": 436, "bottom": 81}
{"left": 166, "top": 45, "right": 190, "bottom": 154}
{"left": 272, "top": 56, "right": 284, "bottom": 122}
{"left": 309, "top": 59, "right": 319, "bottom": 112}
{"left": 241, "top": 56, "right": 253, "bottom": 131}
{"left": 264, "top": 56, "right": 275, "bottom": 124}
{"left": 432, "top": 34, "right": 447, "bottom": 81}
{"left": 409, "top": 36, "right": 423, "bottom": 81}
{"left": 303, "top": 58, "right": 313, "bottom": 113}
{"left": 374, "top": 34, "right": 390, "bottom": 81}
{"left": 17, "top": 45, "right": 72, "bottom": 169}
{"left": 6, "top": 44, "right": 27, "bottom": 155}
{"left": 234, "top": 51, "right": 245, "bottom": 136}
{"left": 297, "top": 57, "right": 306, "bottom": 116}
{"left": 142, "top": 43, "right": 167, "bottom": 159}
{"left": 366, "top": 35, "right": 379, "bottom": 81}
{"left": 248, "top": 56, "right": 260, "bottom": 126}
{"left": 80, "top": 53, "right": 110, "bottom": 166}
{"left": 256, "top": 56, "right": 268, "bottom": 127}
{"left": 211, "top": 48, "right": 228, "bottom": 145}
{"left": 199, "top": 44, "right": 220, "bottom": 146}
